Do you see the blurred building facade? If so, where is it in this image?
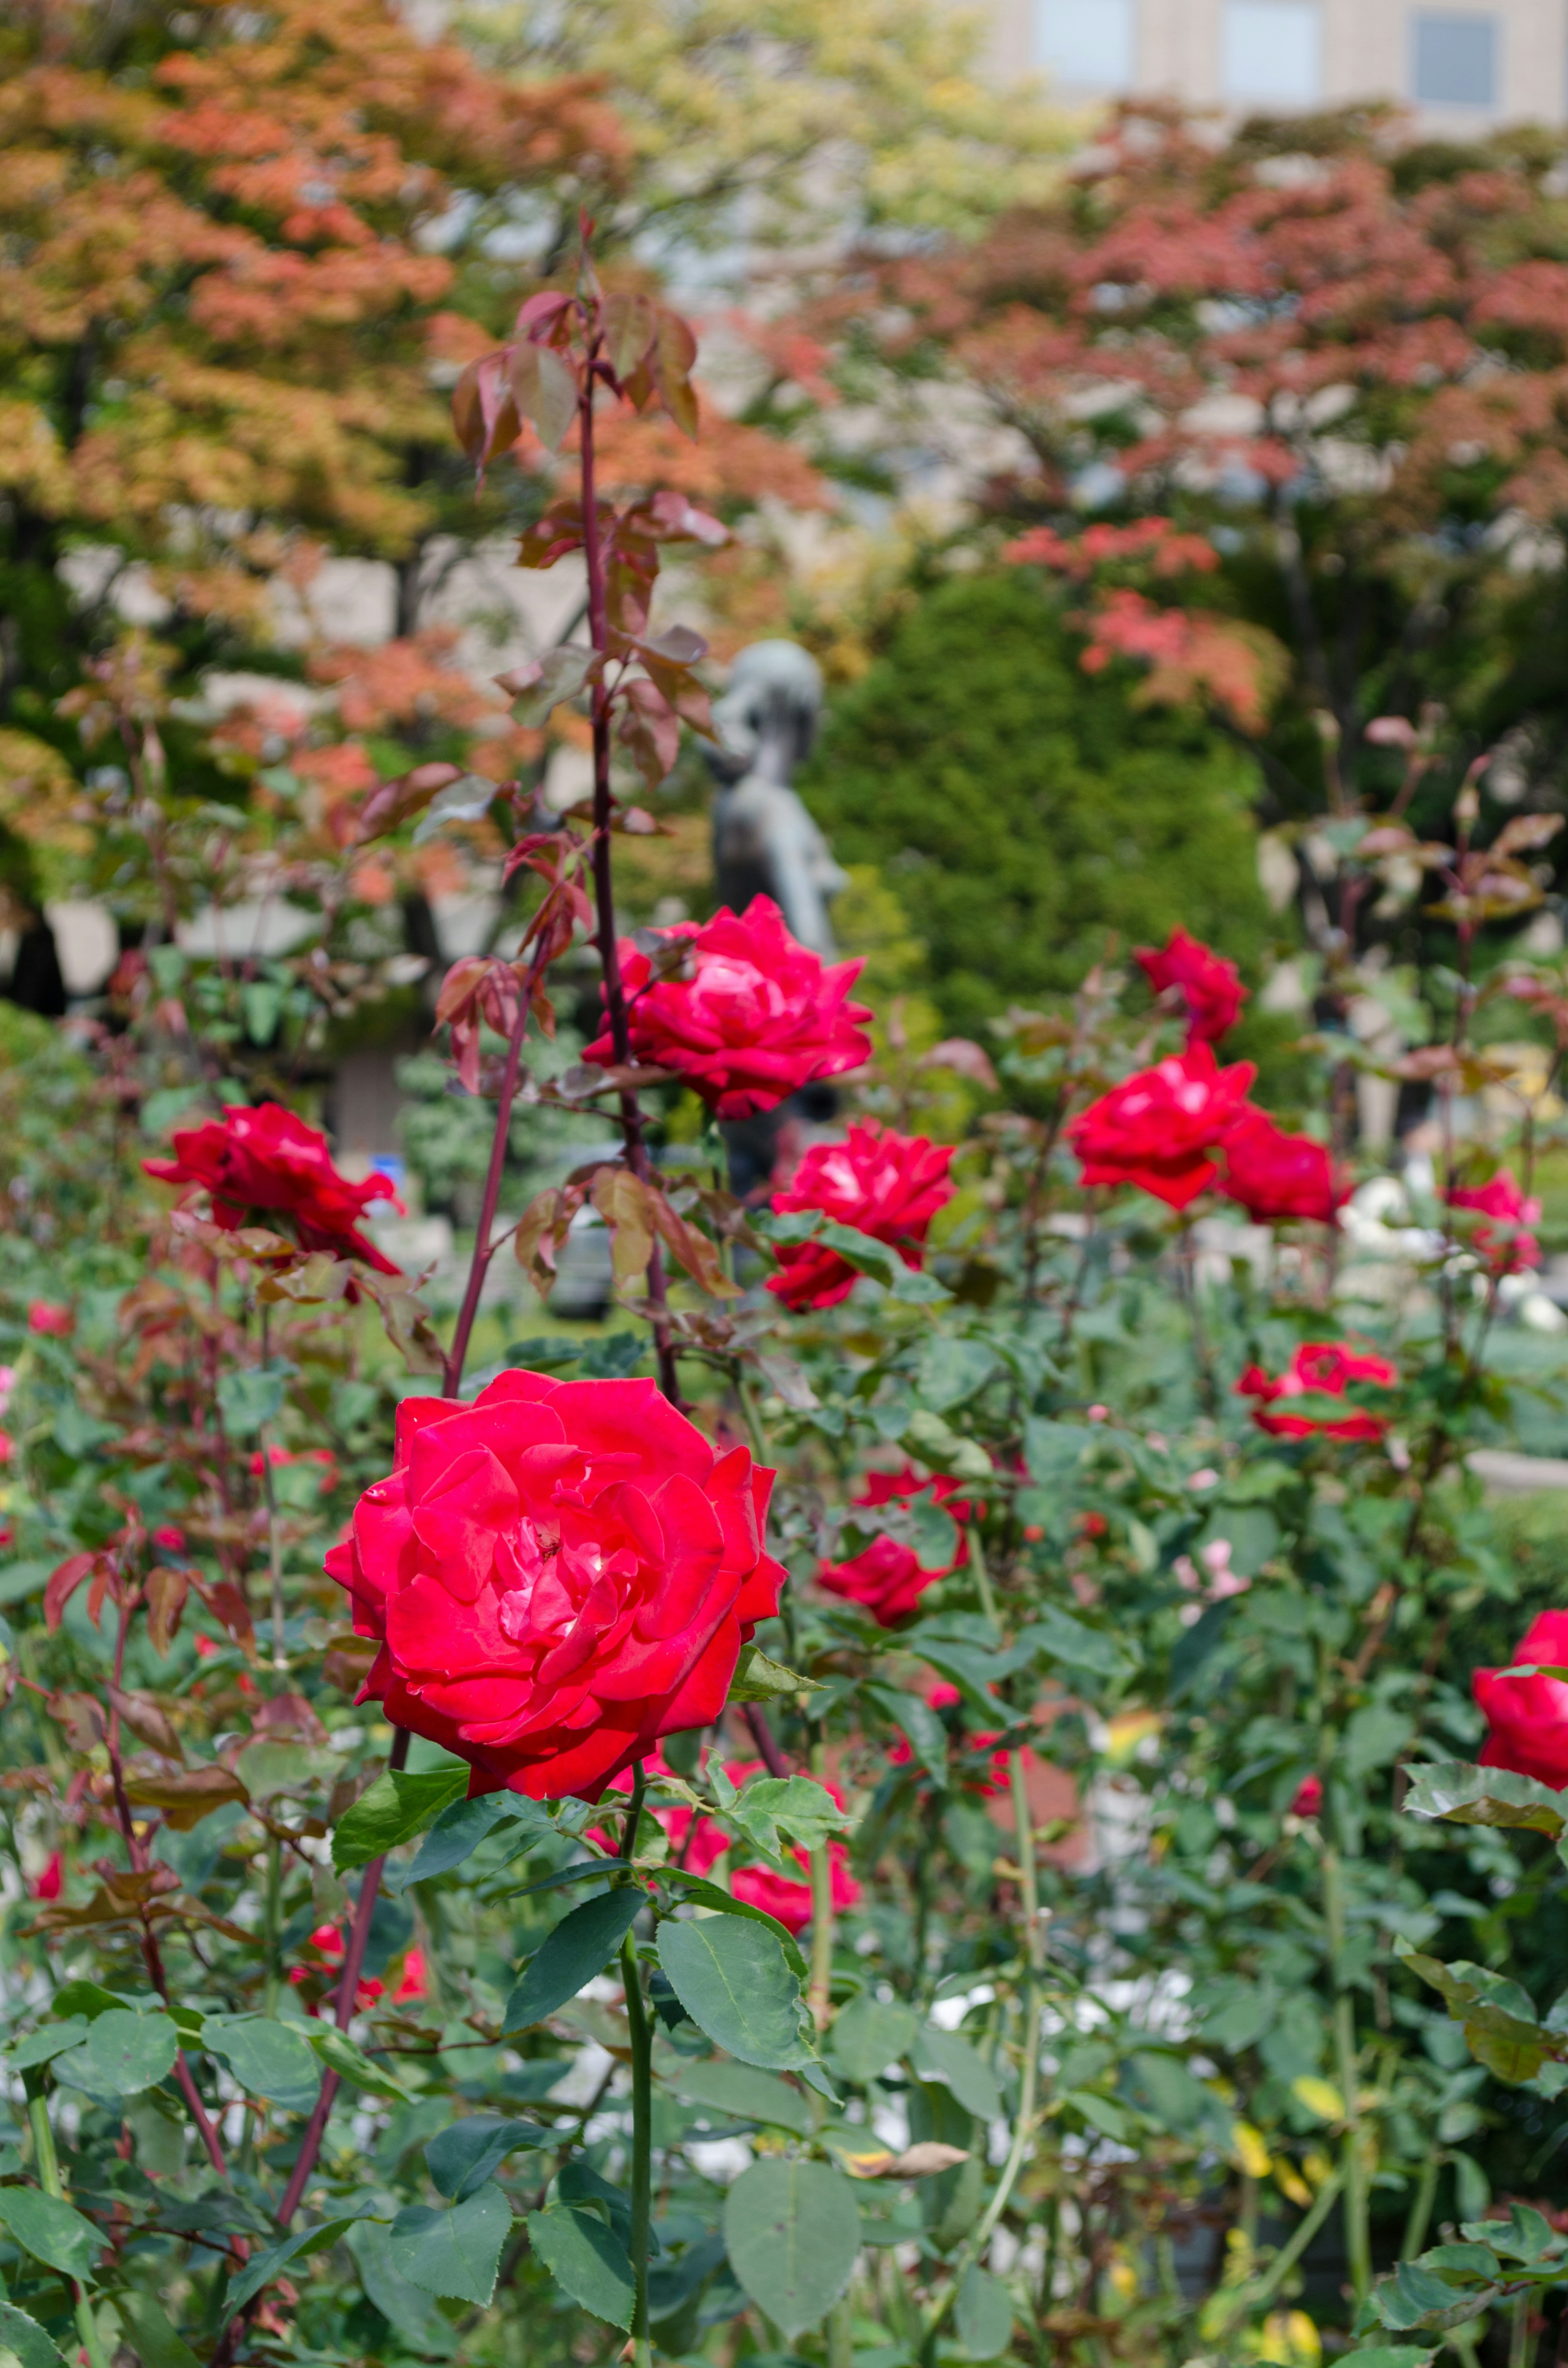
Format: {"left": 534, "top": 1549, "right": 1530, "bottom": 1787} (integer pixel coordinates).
{"left": 991, "top": 0, "right": 1568, "bottom": 127}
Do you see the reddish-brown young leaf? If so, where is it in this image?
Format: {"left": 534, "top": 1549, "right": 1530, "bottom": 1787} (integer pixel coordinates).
{"left": 109, "top": 1687, "right": 184, "bottom": 1764}
{"left": 45, "top": 1552, "right": 97, "bottom": 1633}
{"left": 652, "top": 305, "right": 700, "bottom": 437}
{"left": 123, "top": 1765, "right": 250, "bottom": 1831}
{"left": 145, "top": 1567, "right": 190, "bottom": 1658}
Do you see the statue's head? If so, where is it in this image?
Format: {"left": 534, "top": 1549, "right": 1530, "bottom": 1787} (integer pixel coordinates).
{"left": 706, "top": 640, "right": 824, "bottom": 786}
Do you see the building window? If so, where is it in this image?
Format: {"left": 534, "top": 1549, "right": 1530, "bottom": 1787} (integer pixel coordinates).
{"left": 1221, "top": 0, "right": 1324, "bottom": 104}
{"left": 1034, "top": 0, "right": 1137, "bottom": 89}
{"left": 1412, "top": 11, "right": 1497, "bottom": 104}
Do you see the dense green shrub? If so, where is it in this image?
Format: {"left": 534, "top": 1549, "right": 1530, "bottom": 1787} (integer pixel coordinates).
{"left": 801, "top": 571, "right": 1276, "bottom": 1039}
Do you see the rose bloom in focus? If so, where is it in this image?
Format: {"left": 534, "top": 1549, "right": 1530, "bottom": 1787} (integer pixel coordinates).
{"left": 1069, "top": 1045, "right": 1256, "bottom": 1211}
{"left": 327, "top": 1372, "right": 784, "bottom": 1800}
{"left": 1236, "top": 1342, "right": 1398, "bottom": 1440}
{"left": 27, "top": 1302, "right": 72, "bottom": 1338}
{"left": 1136, "top": 928, "right": 1247, "bottom": 1044}
{"left": 1221, "top": 1107, "right": 1344, "bottom": 1226}
{"left": 1474, "top": 1610, "right": 1568, "bottom": 1788}
{"left": 816, "top": 1467, "right": 969, "bottom": 1628}
{"left": 769, "top": 1122, "right": 955, "bottom": 1311}
{"left": 145, "top": 1103, "right": 404, "bottom": 1273}
{"left": 586, "top": 896, "right": 872, "bottom": 1120}
{"left": 1446, "top": 1168, "right": 1542, "bottom": 1275}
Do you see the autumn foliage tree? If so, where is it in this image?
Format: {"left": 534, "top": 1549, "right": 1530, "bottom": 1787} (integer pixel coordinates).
{"left": 0, "top": 0, "right": 624, "bottom": 917}
{"left": 811, "top": 104, "right": 1568, "bottom": 981}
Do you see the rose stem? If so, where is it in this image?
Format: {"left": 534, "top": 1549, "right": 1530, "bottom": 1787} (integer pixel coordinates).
{"left": 102, "top": 1574, "right": 230, "bottom": 2176}
{"left": 575, "top": 269, "right": 679, "bottom": 1406}
{"left": 617, "top": 1762, "right": 653, "bottom": 2368}
{"left": 25, "top": 2080, "right": 112, "bottom": 2368}
{"left": 443, "top": 986, "right": 532, "bottom": 1396}
{"left": 806, "top": 1728, "right": 835, "bottom": 2031}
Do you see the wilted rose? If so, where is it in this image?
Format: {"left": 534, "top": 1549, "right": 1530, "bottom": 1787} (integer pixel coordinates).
{"left": 1136, "top": 927, "right": 1247, "bottom": 1043}
{"left": 327, "top": 1371, "right": 784, "bottom": 1800}
{"left": 586, "top": 896, "right": 872, "bottom": 1119}
{"left": 1235, "top": 1342, "right": 1398, "bottom": 1440}
{"left": 769, "top": 1121, "right": 955, "bottom": 1311}
{"left": 145, "top": 1103, "right": 404, "bottom": 1273}
{"left": 1474, "top": 1610, "right": 1568, "bottom": 1788}
{"left": 1069, "top": 1044, "right": 1256, "bottom": 1211}
{"left": 1221, "top": 1107, "right": 1343, "bottom": 1225}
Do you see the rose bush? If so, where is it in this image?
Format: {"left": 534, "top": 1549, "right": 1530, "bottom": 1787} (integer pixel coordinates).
{"left": 145, "top": 1102, "right": 404, "bottom": 1271}
{"left": 326, "top": 1370, "right": 784, "bottom": 1797}
{"left": 768, "top": 1119, "right": 955, "bottom": 1309}
{"left": 585, "top": 895, "right": 873, "bottom": 1118}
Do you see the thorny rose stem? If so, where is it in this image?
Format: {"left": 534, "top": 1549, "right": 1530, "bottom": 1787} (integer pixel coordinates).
{"left": 577, "top": 293, "right": 681, "bottom": 1406}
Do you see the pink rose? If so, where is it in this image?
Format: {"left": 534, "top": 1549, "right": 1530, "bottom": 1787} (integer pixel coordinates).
{"left": 585, "top": 896, "right": 872, "bottom": 1120}
{"left": 769, "top": 1122, "right": 955, "bottom": 1310}
{"left": 145, "top": 1103, "right": 404, "bottom": 1273}
{"left": 326, "top": 1371, "right": 784, "bottom": 1801}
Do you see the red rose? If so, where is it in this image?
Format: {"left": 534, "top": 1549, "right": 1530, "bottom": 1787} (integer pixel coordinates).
{"left": 1475, "top": 1610, "right": 1568, "bottom": 1788}
{"left": 1235, "top": 1341, "right": 1398, "bottom": 1440}
{"left": 290, "top": 1921, "right": 383, "bottom": 2013}
{"left": 816, "top": 1467, "right": 969, "bottom": 1628}
{"left": 1447, "top": 1168, "right": 1542, "bottom": 1275}
{"left": 1069, "top": 1044, "right": 1257, "bottom": 1211}
{"left": 768, "top": 1122, "right": 956, "bottom": 1311}
{"left": 1221, "top": 1107, "right": 1344, "bottom": 1225}
{"left": 27, "top": 1301, "right": 73, "bottom": 1338}
{"left": 1136, "top": 928, "right": 1247, "bottom": 1044}
{"left": 325, "top": 1371, "right": 784, "bottom": 1801}
{"left": 30, "top": 1850, "right": 63, "bottom": 1902}
{"left": 1288, "top": 1774, "right": 1323, "bottom": 1819}
{"left": 152, "top": 1525, "right": 187, "bottom": 1555}
{"left": 585, "top": 896, "right": 873, "bottom": 1121}
{"left": 144, "top": 1103, "right": 404, "bottom": 1274}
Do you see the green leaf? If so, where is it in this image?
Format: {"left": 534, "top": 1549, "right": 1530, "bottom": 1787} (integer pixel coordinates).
{"left": 388, "top": 2182, "right": 512, "bottom": 2306}
{"left": 723, "top": 2158, "right": 861, "bottom": 2338}
{"left": 8, "top": 2021, "right": 90, "bottom": 2071}
{"left": 910, "top": 2027, "right": 1003, "bottom": 2120}
{"left": 0, "top": 2301, "right": 64, "bottom": 2368}
{"left": 393, "top": 1795, "right": 544, "bottom": 1891}
{"left": 726, "top": 1644, "right": 823, "bottom": 1704}
{"left": 215, "top": 1365, "right": 288, "bottom": 1437}
{"left": 526, "top": 2207, "right": 635, "bottom": 2328}
{"left": 915, "top": 1337, "right": 998, "bottom": 1413}
{"left": 1339, "top": 2350, "right": 1437, "bottom": 2368}
{"left": 82, "top": 2010, "right": 178, "bottom": 2098}
{"left": 227, "top": 2218, "right": 366, "bottom": 2314}
{"left": 1019, "top": 1602, "right": 1131, "bottom": 1683}
{"left": 658, "top": 1872, "right": 808, "bottom": 1976}
{"left": 1342, "top": 1705, "right": 1416, "bottom": 1781}
{"left": 663, "top": 2060, "right": 815, "bottom": 2134}
{"left": 51, "top": 1982, "right": 133, "bottom": 2022}
{"left": 656, "top": 1915, "right": 814, "bottom": 2070}
{"left": 830, "top": 1995, "right": 919, "bottom": 2083}
{"left": 114, "top": 2289, "right": 202, "bottom": 2368}
{"left": 1376, "top": 2260, "right": 1502, "bottom": 2334}
{"left": 346, "top": 2221, "right": 457, "bottom": 2356}
{"left": 425, "top": 2117, "right": 552, "bottom": 2202}
{"left": 507, "top": 645, "right": 599, "bottom": 729}
{"left": 332, "top": 1765, "right": 470, "bottom": 1871}
{"left": 724, "top": 1774, "right": 851, "bottom": 1862}
{"left": 0, "top": 2189, "right": 102, "bottom": 2281}
{"left": 307, "top": 2024, "right": 409, "bottom": 2101}
{"left": 203, "top": 2015, "right": 322, "bottom": 2114}
{"left": 502, "top": 1886, "right": 644, "bottom": 2033}
{"left": 867, "top": 1688, "right": 949, "bottom": 1788}
{"left": 1022, "top": 1418, "right": 1095, "bottom": 1482}
{"left": 1403, "top": 1761, "right": 1568, "bottom": 1837}
{"left": 955, "top": 2263, "right": 1014, "bottom": 2361}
